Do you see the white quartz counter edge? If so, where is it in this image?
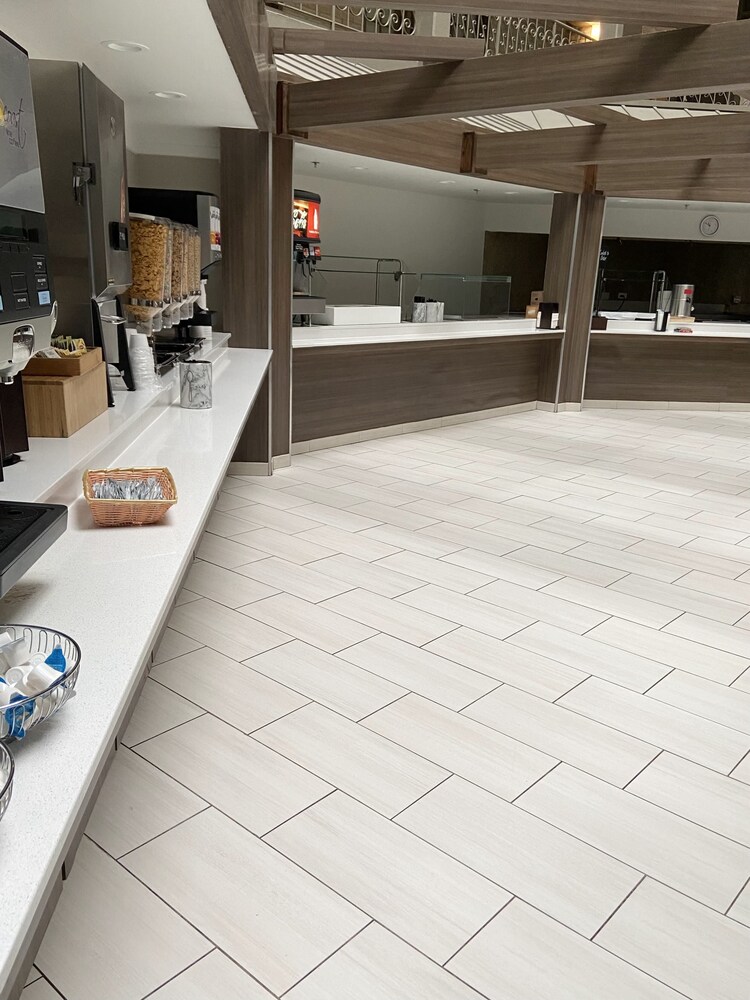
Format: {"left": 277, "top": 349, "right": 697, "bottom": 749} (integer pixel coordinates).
{"left": 2, "top": 332, "right": 231, "bottom": 506}
{"left": 0, "top": 346, "right": 272, "bottom": 996}
{"left": 592, "top": 324, "right": 750, "bottom": 339}
{"left": 293, "top": 318, "right": 563, "bottom": 348}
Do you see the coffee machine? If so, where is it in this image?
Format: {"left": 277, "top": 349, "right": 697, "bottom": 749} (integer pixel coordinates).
{"left": 0, "top": 31, "right": 57, "bottom": 474}
{"left": 671, "top": 283, "right": 695, "bottom": 318}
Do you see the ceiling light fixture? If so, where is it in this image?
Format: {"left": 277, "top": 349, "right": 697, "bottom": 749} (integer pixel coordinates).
{"left": 352, "top": 166, "right": 368, "bottom": 171}
{"left": 439, "top": 180, "right": 456, "bottom": 185}
{"left": 151, "top": 90, "right": 187, "bottom": 100}
{"left": 102, "top": 40, "right": 149, "bottom": 53}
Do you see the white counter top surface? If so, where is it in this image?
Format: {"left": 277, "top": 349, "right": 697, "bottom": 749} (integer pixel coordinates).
{"left": 0, "top": 342, "right": 271, "bottom": 996}
{"left": 1, "top": 333, "right": 231, "bottom": 506}
{"left": 594, "top": 320, "right": 750, "bottom": 339}
{"left": 293, "top": 318, "right": 563, "bottom": 348}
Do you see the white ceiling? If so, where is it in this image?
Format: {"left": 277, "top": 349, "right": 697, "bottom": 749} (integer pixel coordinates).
{"left": 296, "top": 144, "right": 554, "bottom": 202}
{"left": 0, "top": 0, "right": 253, "bottom": 156}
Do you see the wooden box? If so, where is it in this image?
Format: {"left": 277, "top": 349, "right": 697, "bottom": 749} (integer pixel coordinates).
{"left": 22, "top": 362, "right": 108, "bottom": 438}
{"left": 22, "top": 347, "right": 103, "bottom": 378}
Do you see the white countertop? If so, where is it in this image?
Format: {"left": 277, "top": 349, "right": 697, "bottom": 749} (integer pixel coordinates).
{"left": 594, "top": 319, "right": 750, "bottom": 339}
{"left": 2, "top": 333, "right": 231, "bottom": 505}
{"left": 293, "top": 318, "right": 563, "bottom": 348}
{"left": 0, "top": 341, "right": 272, "bottom": 996}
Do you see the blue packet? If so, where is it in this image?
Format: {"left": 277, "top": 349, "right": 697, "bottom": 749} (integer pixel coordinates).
{"left": 45, "top": 645, "right": 66, "bottom": 673}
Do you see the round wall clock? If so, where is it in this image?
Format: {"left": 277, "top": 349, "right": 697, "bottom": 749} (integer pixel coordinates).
{"left": 699, "top": 215, "right": 720, "bottom": 237}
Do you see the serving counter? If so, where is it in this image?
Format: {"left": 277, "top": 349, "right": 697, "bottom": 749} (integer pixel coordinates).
{"left": 292, "top": 319, "right": 564, "bottom": 444}
{"left": 0, "top": 338, "right": 272, "bottom": 999}
{"left": 585, "top": 322, "right": 750, "bottom": 405}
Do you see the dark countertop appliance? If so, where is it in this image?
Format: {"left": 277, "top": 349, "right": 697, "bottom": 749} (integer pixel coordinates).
{"left": 293, "top": 189, "right": 325, "bottom": 321}
{"left": 0, "top": 32, "right": 58, "bottom": 477}
{"left": 0, "top": 501, "right": 67, "bottom": 599}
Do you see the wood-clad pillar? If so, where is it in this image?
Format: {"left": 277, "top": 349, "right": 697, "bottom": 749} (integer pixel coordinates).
{"left": 271, "top": 135, "right": 293, "bottom": 466}
{"left": 220, "top": 128, "right": 272, "bottom": 465}
{"left": 558, "top": 191, "right": 605, "bottom": 406}
{"left": 539, "top": 190, "right": 605, "bottom": 408}
{"left": 220, "top": 129, "right": 293, "bottom": 470}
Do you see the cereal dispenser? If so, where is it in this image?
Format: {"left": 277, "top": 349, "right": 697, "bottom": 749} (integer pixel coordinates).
{"left": 122, "top": 215, "right": 169, "bottom": 336}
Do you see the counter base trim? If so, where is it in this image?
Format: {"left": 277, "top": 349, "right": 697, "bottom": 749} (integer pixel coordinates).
{"left": 292, "top": 401, "right": 539, "bottom": 453}
{"left": 583, "top": 399, "right": 750, "bottom": 411}
{"left": 229, "top": 461, "right": 272, "bottom": 477}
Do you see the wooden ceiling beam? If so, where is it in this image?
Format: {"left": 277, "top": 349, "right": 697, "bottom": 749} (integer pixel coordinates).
{"left": 475, "top": 113, "right": 750, "bottom": 169}
{"left": 394, "top": 0, "right": 736, "bottom": 24}
{"left": 270, "top": 27, "right": 485, "bottom": 62}
{"left": 208, "top": 0, "right": 275, "bottom": 131}
{"left": 285, "top": 20, "right": 750, "bottom": 131}
{"left": 598, "top": 156, "right": 750, "bottom": 198}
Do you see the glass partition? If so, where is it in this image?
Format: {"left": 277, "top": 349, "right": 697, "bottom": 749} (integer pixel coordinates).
{"left": 415, "top": 274, "right": 512, "bottom": 320}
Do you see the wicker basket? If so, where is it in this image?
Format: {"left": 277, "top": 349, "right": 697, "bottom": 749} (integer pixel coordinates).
{"left": 83, "top": 467, "right": 177, "bottom": 527}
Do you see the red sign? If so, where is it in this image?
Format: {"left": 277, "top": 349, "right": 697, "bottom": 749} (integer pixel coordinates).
{"left": 292, "top": 197, "right": 321, "bottom": 241}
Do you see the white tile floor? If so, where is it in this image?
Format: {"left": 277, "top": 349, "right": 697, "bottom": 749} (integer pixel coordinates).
{"left": 29, "top": 408, "right": 750, "bottom": 999}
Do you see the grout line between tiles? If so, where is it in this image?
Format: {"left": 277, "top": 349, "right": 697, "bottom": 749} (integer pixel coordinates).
{"left": 440, "top": 896, "right": 515, "bottom": 967}
{"left": 138, "top": 948, "right": 218, "bottom": 1000}
{"left": 724, "top": 875, "right": 750, "bottom": 917}
{"left": 590, "top": 875, "right": 647, "bottom": 941}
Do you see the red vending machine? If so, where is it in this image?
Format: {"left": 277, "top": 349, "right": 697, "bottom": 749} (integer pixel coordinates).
{"left": 292, "top": 190, "right": 325, "bottom": 321}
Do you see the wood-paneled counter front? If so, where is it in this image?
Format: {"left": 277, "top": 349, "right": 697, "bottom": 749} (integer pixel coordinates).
{"left": 292, "top": 328, "right": 563, "bottom": 442}
{"left": 585, "top": 328, "right": 750, "bottom": 404}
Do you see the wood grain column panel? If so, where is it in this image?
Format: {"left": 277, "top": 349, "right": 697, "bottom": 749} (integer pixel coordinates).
{"left": 558, "top": 191, "right": 606, "bottom": 405}
{"left": 538, "top": 192, "right": 578, "bottom": 404}
{"left": 220, "top": 128, "right": 272, "bottom": 463}
{"left": 271, "top": 135, "right": 293, "bottom": 460}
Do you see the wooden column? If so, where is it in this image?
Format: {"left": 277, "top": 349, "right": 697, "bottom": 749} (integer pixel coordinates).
{"left": 558, "top": 191, "right": 605, "bottom": 406}
{"left": 220, "top": 130, "right": 293, "bottom": 469}
{"left": 538, "top": 192, "right": 578, "bottom": 404}
{"left": 271, "top": 135, "right": 293, "bottom": 464}
{"left": 220, "top": 128, "right": 272, "bottom": 465}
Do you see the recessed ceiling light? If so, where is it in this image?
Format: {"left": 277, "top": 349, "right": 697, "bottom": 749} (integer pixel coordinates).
{"left": 439, "top": 180, "right": 456, "bottom": 185}
{"left": 352, "top": 166, "right": 368, "bottom": 171}
{"left": 102, "top": 40, "right": 149, "bottom": 53}
{"left": 151, "top": 90, "right": 187, "bottom": 100}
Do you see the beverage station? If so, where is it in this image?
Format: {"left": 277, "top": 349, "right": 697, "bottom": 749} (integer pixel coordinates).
{"left": 0, "top": 28, "right": 271, "bottom": 999}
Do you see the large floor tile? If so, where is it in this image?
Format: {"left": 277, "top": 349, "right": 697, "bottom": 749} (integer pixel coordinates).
{"left": 628, "top": 752, "right": 750, "bottom": 848}
{"left": 286, "top": 923, "right": 486, "bottom": 1000}
{"left": 267, "top": 792, "right": 508, "bottom": 962}
{"left": 86, "top": 747, "right": 205, "bottom": 858}
{"left": 299, "top": 524, "right": 401, "bottom": 561}
{"left": 507, "top": 621, "right": 671, "bottom": 692}
{"left": 232, "top": 526, "right": 337, "bottom": 564}
{"left": 321, "top": 589, "right": 456, "bottom": 645}
{"left": 362, "top": 522, "right": 465, "bottom": 557}
{"left": 123, "top": 809, "right": 368, "bottom": 996}
{"left": 363, "top": 693, "right": 556, "bottom": 800}
{"left": 248, "top": 640, "right": 405, "bottom": 719}
{"left": 240, "top": 592, "right": 377, "bottom": 653}
{"left": 138, "top": 713, "right": 331, "bottom": 835}
{"left": 185, "top": 560, "right": 277, "bottom": 608}
{"left": 648, "top": 669, "right": 750, "bottom": 735}
{"left": 220, "top": 502, "right": 323, "bottom": 535}
{"left": 36, "top": 839, "right": 210, "bottom": 1000}
{"left": 448, "top": 898, "right": 681, "bottom": 1000}
{"left": 311, "top": 552, "right": 422, "bottom": 598}
{"left": 556, "top": 541, "right": 686, "bottom": 584}
{"left": 169, "top": 597, "right": 291, "bottom": 660}
{"left": 399, "top": 585, "right": 532, "bottom": 641}
{"left": 376, "top": 550, "right": 495, "bottom": 593}
{"left": 610, "top": 574, "right": 748, "bottom": 625}
{"left": 559, "top": 677, "right": 750, "bottom": 774}
{"left": 517, "top": 763, "right": 750, "bottom": 912}
{"left": 149, "top": 950, "right": 274, "bottom": 998}
{"left": 151, "top": 647, "right": 308, "bottom": 733}
{"left": 426, "top": 626, "right": 585, "bottom": 700}
{"left": 626, "top": 538, "right": 750, "bottom": 580}
{"left": 234, "top": 555, "right": 352, "bottom": 603}
{"left": 152, "top": 628, "right": 202, "bottom": 666}
{"left": 596, "top": 878, "right": 750, "bottom": 1000}
{"left": 23, "top": 981, "right": 59, "bottom": 999}
{"left": 542, "top": 576, "right": 681, "bottom": 629}
{"left": 196, "top": 532, "right": 269, "bottom": 569}
{"left": 255, "top": 702, "right": 447, "bottom": 816}
{"left": 587, "top": 616, "right": 748, "bottom": 685}
{"left": 464, "top": 685, "right": 658, "bottom": 787}
{"left": 398, "top": 776, "right": 640, "bottom": 937}
{"left": 121, "top": 678, "right": 204, "bottom": 748}
{"left": 338, "top": 633, "right": 498, "bottom": 710}
{"left": 443, "top": 546, "right": 564, "bottom": 589}
{"left": 664, "top": 612, "right": 750, "bottom": 659}
{"left": 471, "top": 577, "right": 610, "bottom": 634}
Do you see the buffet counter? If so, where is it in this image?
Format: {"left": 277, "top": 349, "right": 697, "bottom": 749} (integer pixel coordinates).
{"left": 292, "top": 319, "right": 564, "bottom": 444}
{"left": 0, "top": 340, "right": 272, "bottom": 999}
{"left": 585, "top": 321, "right": 750, "bottom": 405}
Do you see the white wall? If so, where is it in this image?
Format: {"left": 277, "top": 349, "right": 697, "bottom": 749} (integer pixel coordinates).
{"left": 294, "top": 172, "right": 487, "bottom": 306}
{"left": 483, "top": 198, "right": 750, "bottom": 243}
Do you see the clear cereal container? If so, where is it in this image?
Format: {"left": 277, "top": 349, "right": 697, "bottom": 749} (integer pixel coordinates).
{"left": 123, "top": 215, "right": 169, "bottom": 335}
{"left": 180, "top": 225, "right": 199, "bottom": 321}
{"left": 168, "top": 223, "right": 187, "bottom": 327}
{"left": 154, "top": 218, "right": 174, "bottom": 333}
